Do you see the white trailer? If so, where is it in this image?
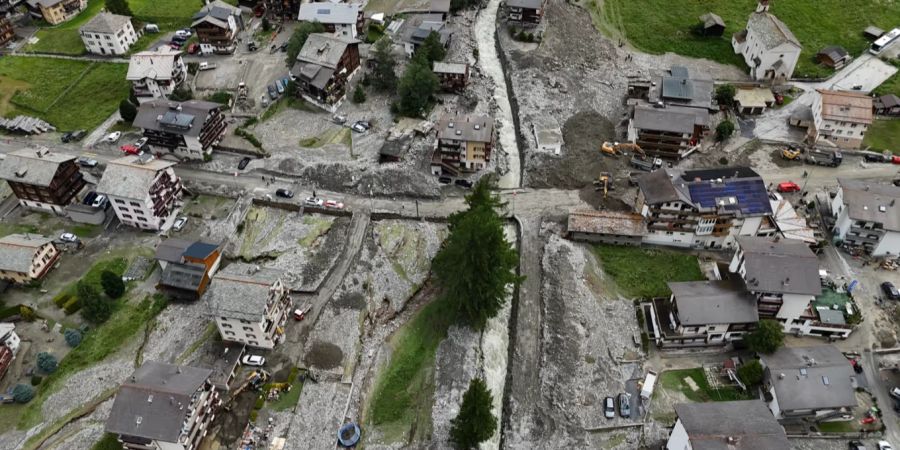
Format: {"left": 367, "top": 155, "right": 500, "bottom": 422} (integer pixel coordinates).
{"left": 640, "top": 370, "right": 658, "bottom": 400}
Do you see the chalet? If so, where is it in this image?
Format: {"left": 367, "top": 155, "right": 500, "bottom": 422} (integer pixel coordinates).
{"left": 192, "top": 0, "right": 243, "bottom": 55}
{"left": 106, "top": 361, "right": 221, "bottom": 450}
{"left": 667, "top": 401, "right": 790, "bottom": 450}
{"left": 648, "top": 65, "right": 715, "bottom": 111}
{"left": 831, "top": 179, "right": 900, "bottom": 257}
{"left": 79, "top": 12, "right": 137, "bottom": 55}
{"left": 265, "top": 0, "right": 301, "bottom": 20}
{"left": 0, "top": 17, "right": 14, "bottom": 47}
{"left": 155, "top": 238, "right": 223, "bottom": 300}
{"left": 25, "top": 0, "right": 86, "bottom": 25}
{"left": 698, "top": 13, "right": 725, "bottom": 37}
{"left": 731, "top": 0, "right": 801, "bottom": 81}
{"left": 96, "top": 154, "right": 182, "bottom": 231}
{"left": 133, "top": 99, "right": 227, "bottom": 160}
{"left": 393, "top": 13, "right": 450, "bottom": 58}
{"left": 0, "top": 234, "right": 60, "bottom": 284}
{"left": 649, "top": 280, "right": 758, "bottom": 348}
{"left": 290, "top": 33, "right": 360, "bottom": 109}
{"left": 507, "top": 0, "right": 545, "bottom": 25}
{"left": 433, "top": 62, "right": 468, "bottom": 91}
{"left": 566, "top": 210, "right": 645, "bottom": 246}
{"left": 127, "top": 48, "right": 187, "bottom": 104}
{"left": 297, "top": 3, "right": 363, "bottom": 38}
{"left": 433, "top": 114, "right": 494, "bottom": 175}
{"left": 873, "top": 94, "right": 900, "bottom": 116}
{"left": 627, "top": 105, "right": 709, "bottom": 159}
{"left": 816, "top": 46, "right": 850, "bottom": 69}
{"left": 810, "top": 89, "right": 872, "bottom": 149}
{"left": 0, "top": 323, "right": 20, "bottom": 355}
{"left": 0, "top": 148, "right": 85, "bottom": 214}
{"left": 760, "top": 345, "right": 858, "bottom": 422}
{"left": 204, "top": 265, "right": 292, "bottom": 349}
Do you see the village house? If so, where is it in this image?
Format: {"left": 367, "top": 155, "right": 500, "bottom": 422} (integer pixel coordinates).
{"left": 734, "top": 87, "right": 776, "bottom": 114}
{"left": 0, "top": 16, "right": 15, "bottom": 47}
{"left": 154, "top": 238, "right": 223, "bottom": 300}
{"left": 0, "top": 148, "right": 85, "bottom": 214}
{"left": 627, "top": 105, "right": 709, "bottom": 159}
{"left": 831, "top": 179, "right": 900, "bottom": 257}
{"left": 0, "top": 234, "right": 60, "bottom": 284}
{"left": 566, "top": 210, "right": 645, "bottom": 246}
{"left": 433, "top": 114, "right": 494, "bottom": 175}
{"left": 205, "top": 266, "right": 292, "bottom": 349}
{"left": 0, "top": 346, "right": 11, "bottom": 382}
{"left": 79, "top": 12, "right": 137, "bottom": 55}
{"left": 433, "top": 62, "right": 469, "bottom": 91}
{"left": 648, "top": 66, "right": 716, "bottom": 111}
{"left": 105, "top": 361, "right": 221, "bottom": 450}
{"left": 507, "top": 0, "right": 545, "bottom": 25}
{"left": 873, "top": 94, "right": 900, "bottom": 116}
{"left": 192, "top": 0, "right": 243, "bottom": 55}
{"left": 635, "top": 167, "right": 776, "bottom": 250}
{"left": 731, "top": 0, "right": 801, "bottom": 81}
{"left": 133, "top": 99, "right": 227, "bottom": 160}
{"left": 290, "top": 33, "right": 359, "bottom": 109}
{"left": 96, "top": 154, "right": 182, "bottom": 231}
{"left": 25, "top": 0, "right": 86, "bottom": 25}
{"left": 264, "top": 0, "right": 301, "bottom": 20}
{"left": 816, "top": 46, "right": 850, "bottom": 69}
{"left": 810, "top": 89, "right": 873, "bottom": 149}
{"left": 666, "top": 400, "right": 790, "bottom": 450}
{"left": 0, "top": 323, "right": 20, "bottom": 356}
{"left": 697, "top": 12, "right": 725, "bottom": 37}
{"left": 127, "top": 48, "right": 187, "bottom": 104}
{"left": 297, "top": 3, "right": 363, "bottom": 38}
{"left": 760, "top": 345, "right": 858, "bottom": 422}
{"left": 392, "top": 13, "right": 450, "bottom": 58}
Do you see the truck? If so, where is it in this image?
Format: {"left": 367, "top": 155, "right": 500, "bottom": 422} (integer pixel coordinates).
{"left": 198, "top": 62, "right": 217, "bottom": 71}
{"left": 630, "top": 155, "right": 663, "bottom": 172}
{"left": 805, "top": 148, "right": 842, "bottom": 167}
{"left": 640, "top": 370, "right": 658, "bottom": 400}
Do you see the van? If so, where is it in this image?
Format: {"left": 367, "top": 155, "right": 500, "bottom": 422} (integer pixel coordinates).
{"left": 144, "top": 24, "right": 159, "bottom": 33}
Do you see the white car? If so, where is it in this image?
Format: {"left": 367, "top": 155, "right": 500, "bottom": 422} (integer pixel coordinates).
{"left": 103, "top": 131, "right": 121, "bottom": 143}
{"left": 879, "top": 441, "right": 894, "bottom": 450}
{"left": 242, "top": 355, "right": 265, "bottom": 366}
{"left": 174, "top": 29, "right": 192, "bottom": 39}
{"left": 304, "top": 197, "right": 324, "bottom": 207}
{"left": 59, "top": 232, "right": 78, "bottom": 243}
{"left": 891, "top": 387, "right": 900, "bottom": 400}
{"left": 91, "top": 194, "right": 107, "bottom": 208}
{"left": 172, "top": 216, "right": 187, "bottom": 232}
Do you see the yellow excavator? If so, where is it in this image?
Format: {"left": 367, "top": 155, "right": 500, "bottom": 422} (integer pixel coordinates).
{"left": 600, "top": 141, "right": 644, "bottom": 157}
{"left": 593, "top": 172, "right": 615, "bottom": 199}
{"left": 781, "top": 146, "right": 802, "bottom": 160}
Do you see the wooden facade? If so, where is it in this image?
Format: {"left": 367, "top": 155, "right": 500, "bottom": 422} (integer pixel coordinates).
{"left": 7, "top": 160, "right": 85, "bottom": 211}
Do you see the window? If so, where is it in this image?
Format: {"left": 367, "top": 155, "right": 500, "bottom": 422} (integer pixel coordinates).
{"left": 122, "top": 214, "right": 133, "bottom": 219}
{"left": 224, "top": 330, "right": 235, "bottom": 336}
{"left": 115, "top": 199, "right": 125, "bottom": 204}
{"left": 221, "top": 323, "right": 232, "bottom": 328}
{"left": 248, "top": 341, "right": 259, "bottom": 346}
{"left": 242, "top": 326, "right": 253, "bottom": 332}
{"left": 247, "top": 334, "right": 256, "bottom": 340}
{"left": 129, "top": 201, "right": 140, "bottom": 207}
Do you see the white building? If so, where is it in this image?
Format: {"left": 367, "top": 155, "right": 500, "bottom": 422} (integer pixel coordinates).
{"left": 0, "top": 234, "right": 61, "bottom": 285}
{"left": 831, "top": 179, "right": 900, "bottom": 257}
{"left": 297, "top": 3, "right": 361, "bottom": 38}
{"left": 126, "top": 48, "right": 187, "bottom": 103}
{"left": 667, "top": 400, "right": 790, "bottom": 450}
{"left": 132, "top": 99, "right": 227, "bottom": 160}
{"left": 0, "top": 323, "right": 21, "bottom": 356}
{"left": 731, "top": 0, "right": 801, "bottom": 81}
{"left": 79, "top": 12, "right": 137, "bottom": 55}
{"left": 204, "top": 265, "right": 292, "bottom": 349}
{"left": 810, "top": 89, "right": 873, "bottom": 149}
{"left": 95, "top": 154, "right": 183, "bottom": 231}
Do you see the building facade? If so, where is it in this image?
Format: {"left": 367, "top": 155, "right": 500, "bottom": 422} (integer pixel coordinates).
{"left": 628, "top": 105, "right": 708, "bottom": 159}
{"left": 133, "top": 100, "right": 227, "bottom": 160}
{"left": 26, "top": 0, "right": 86, "bottom": 25}
{"left": 667, "top": 400, "right": 791, "bottom": 450}
{"left": 0, "top": 17, "right": 15, "bottom": 47}
{"left": 205, "top": 266, "right": 292, "bottom": 349}
{"left": 566, "top": 210, "right": 645, "bottom": 246}
{"left": 0, "top": 148, "right": 85, "bottom": 214}
{"left": 731, "top": 0, "right": 801, "bottom": 81}
{"left": 810, "top": 89, "right": 873, "bottom": 149}
{"left": 95, "top": 154, "right": 182, "bottom": 231}
{"left": 191, "top": 0, "right": 242, "bottom": 55}
{"left": 297, "top": 3, "right": 362, "bottom": 38}
{"left": 0, "top": 234, "right": 60, "bottom": 284}
{"left": 831, "top": 179, "right": 900, "bottom": 257}
{"left": 433, "top": 62, "right": 468, "bottom": 91}
{"left": 433, "top": 114, "right": 494, "bottom": 175}
{"left": 290, "top": 33, "right": 360, "bottom": 109}
{"left": 507, "top": 0, "right": 545, "bottom": 24}
{"left": 155, "top": 238, "right": 223, "bottom": 300}
{"left": 79, "top": 12, "right": 137, "bottom": 55}
{"left": 127, "top": 48, "right": 187, "bottom": 103}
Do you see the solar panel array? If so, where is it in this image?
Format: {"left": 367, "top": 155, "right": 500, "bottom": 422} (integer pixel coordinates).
{"left": 687, "top": 179, "right": 772, "bottom": 215}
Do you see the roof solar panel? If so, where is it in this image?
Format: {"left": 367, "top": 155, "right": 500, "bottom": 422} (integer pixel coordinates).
{"left": 688, "top": 179, "right": 772, "bottom": 215}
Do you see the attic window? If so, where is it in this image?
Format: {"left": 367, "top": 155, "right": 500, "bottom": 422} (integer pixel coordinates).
{"left": 822, "top": 376, "right": 830, "bottom": 385}
{"left": 474, "top": 124, "right": 480, "bottom": 130}
{"left": 799, "top": 368, "right": 807, "bottom": 376}
{"left": 455, "top": 130, "right": 462, "bottom": 135}
{"left": 147, "top": 394, "right": 154, "bottom": 403}
{"left": 136, "top": 416, "right": 143, "bottom": 425}
{"left": 879, "top": 205, "right": 887, "bottom": 212}
{"left": 14, "top": 169, "right": 27, "bottom": 178}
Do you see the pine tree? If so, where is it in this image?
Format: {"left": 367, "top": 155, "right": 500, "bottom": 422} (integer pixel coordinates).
{"left": 105, "top": 0, "right": 133, "bottom": 16}
{"left": 449, "top": 378, "right": 497, "bottom": 449}
{"left": 79, "top": 282, "right": 112, "bottom": 324}
{"left": 371, "top": 36, "right": 397, "bottom": 92}
{"left": 119, "top": 99, "right": 137, "bottom": 123}
{"left": 415, "top": 30, "right": 446, "bottom": 64}
{"left": 100, "top": 270, "right": 125, "bottom": 299}
{"left": 397, "top": 54, "right": 439, "bottom": 117}
{"left": 352, "top": 85, "right": 366, "bottom": 103}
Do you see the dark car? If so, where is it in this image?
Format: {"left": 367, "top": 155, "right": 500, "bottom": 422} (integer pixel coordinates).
{"left": 618, "top": 393, "right": 630, "bottom": 418}
{"left": 438, "top": 176, "right": 452, "bottom": 184}
{"left": 238, "top": 157, "right": 251, "bottom": 170}
{"left": 883, "top": 282, "right": 900, "bottom": 300}
{"left": 267, "top": 84, "right": 278, "bottom": 100}
{"left": 247, "top": 42, "right": 258, "bottom": 51}
{"left": 865, "top": 153, "right": 886, "bottom": 163}
{"left": 70, "top": 130, "right": 86, "bottom": 141}
{"left": 603, "top": 397, "right": 615, "bottom": 419}
{"left": 275, "top": 188, "right": 294, "bottom": 198}
{"left": 60, "top": 132, "right": 73, "bottom": 143}
{"left": 894, "top": 178, "right": 900, "bottom": 187}
{"left": 454, "top": 179, "right": 473, "bottom": 188}
{"left": 850, "top": 441, "right": 867, "bottom": 450}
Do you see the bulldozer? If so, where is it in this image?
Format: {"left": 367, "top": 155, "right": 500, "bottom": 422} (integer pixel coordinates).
{"left": 601, "top": 141, "right": 643, "bottom": 157}
{"left": 781, "top": 146, "right": 802, "bottom": 160}
{"left": 593, "top": 172, "right": 615, "bottom": 199}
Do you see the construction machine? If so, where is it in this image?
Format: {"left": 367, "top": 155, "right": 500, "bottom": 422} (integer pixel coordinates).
{"left": 601, "top": 141, "right": 644, "bottom": 157}
{"left": 593, "top": 172, "right": 615, "bottom": 199}
{"left": 781, "top": 147, "right": 801, "bottom": 160}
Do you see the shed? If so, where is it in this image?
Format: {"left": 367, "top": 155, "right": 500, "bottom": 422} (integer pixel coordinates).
{"left": 816, "top": 46, "right": 850, "bottom": 69}
{"left": 698, "top": 13, "right": 725, "bottom": 37}
{"left": 734, "top": 88, "right": 776, "bottom": 114}
{"left": 865, "top": 26, "right": 885, "bottom": 41}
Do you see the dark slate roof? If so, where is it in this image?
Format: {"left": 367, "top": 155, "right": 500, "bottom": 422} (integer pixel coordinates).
{"left": 0, "top": 234, "right": 54, "bottom": 273}
{"left": 669, "top": 280, "right": 759, "bottom": 326}
{"left": 632, "top": 105, "right": 707, "bottom": 134}
{"left": 436, "top": 115, "right": 493, "bottom": 143}
{"left": 699, "top": 12, "right": 725, "bottom": 29}
{"left": 737, "top": 236, "right": 821, "bottom": 295}
{"left": 204, "top": 264, "right": 283, "bottom": 322}
{"left": 0, "top": 148, "right": 77, "bottom": 187}
{"left": 155, "top": 238, "right": 194, "bottom": 263}
{"left": 80, "top": 12, "right": 131, "bottom": 34}
{"left": 763, "top": 345, "right": 858, "bottom": 412}
{"left": 875, "top": 94, "right": 900, "bottom": 109}
{"left": 817, "top": 45, "right": 849, "bottom": 61}
{"left": 192, "top": 0, "right": 240, "bottom": 21}
{"left": 106, "top": 361, "right": 211, "bottom": 443}
{"left": 184, "top": 241, "right": 219, "bottom": 260}
{"left": 133, "top": 100, "right": 220, "bottom": 138}
{"left": 637, "top": 169, "right": 688, "bottom": 204}
{"left": 747, "top": 12, "right": 800, "bottom": 50}
{"left": 674, "top": 400, "right": 790, "bottom": 450}
{"left": 160, "top": 262, "right": 206, "bottom": 291}
{"left": 295, "top": 33, "right": 357, "bottom": 69}
{"left": 838, "top": 179, "right": 900, "bottom": 232}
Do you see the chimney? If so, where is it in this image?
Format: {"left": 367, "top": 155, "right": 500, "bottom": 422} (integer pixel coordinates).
{"left": 778, "top": 373, "right": 785, "bottom": 379}
{"left": 756, "top": 0, "right": 770, "bottom": 13}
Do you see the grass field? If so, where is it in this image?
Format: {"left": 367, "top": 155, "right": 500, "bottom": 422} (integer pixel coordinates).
{"left": 129, "top": 0, "right": 238, "bottom": 28}
{"left": 597, "top": 0, "right": 900, "bottom": 78}
{"left": 0, "top": 57, "right": 129, "bottom": 131}
{"left": 592, "top": 245, "right": 704, "bottom": 298}
{"left": 658, "top": 368, "right": 754, "bottom": 403}
{"left": 863, "top": 119, "right": 900, "bottom": 154}
{"left": 25, "top": 0, "right": 106, "bottom": 55}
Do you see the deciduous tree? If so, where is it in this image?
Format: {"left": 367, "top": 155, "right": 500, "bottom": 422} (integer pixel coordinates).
{"left": 716, "top": 120, "right": 735, "bottom": 141}
{"left": 119, "top": 99, "right": 137, "bottom": 123}
{"left": 397, "top": 54, "right": 439, "bottom": 117}
{"left": 101, "top": 270, "right": 125, "bottom": 299}
{"left": 745, "top": 319, "right": 785, "bottom": 354}
{"left": 371, "top": 36, "right": 397, "bottom": 91}
{"left": 715, "top": 83, "right": 736, "bottom": 108}
{"left": 79, "top": 282, "right": 112, "bottom": 324}
{"left": 105, "top": 0, "right": 133, "bottom": 16}
{"left": 737, "top": 359, "right": 764, "bottom": 386}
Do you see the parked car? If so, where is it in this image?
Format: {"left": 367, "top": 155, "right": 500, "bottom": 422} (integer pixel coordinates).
{"left": 454, "top": 179, "right": 473, "bottom": 188}
{"left": 77, "top": 156, "right": 99, "bottom": 168}
{"left": 603, "top": 397, "right": 615, "bottom": 419}
{"left": 267, "top": 84, "right": 278, "bottom": 100}
{"left": 187, "top": 43, "right": 200, "bottom": 54}
{"left": 878, "top": 441, "right": 894, "bottom": 450}
{"left": 144, "top": 24, "right": 159, "bottom": 33}
{"left": 864, "top": 153, "right": 887, "bottom": 163}
{"left": 332, "top": 114, "right": 347, "bottom": 125}
{"left": 120, "top": 144, "right": 140, "bottom": 155}
{"left": 91, "top": 194, "right": 107, "bottom": 208}
{"left": 59, "top": 232, "right": 78, "bottom": 243}
{"left": 169, "top": 41, "right": 183, "bottom": 50}
{"left": 355, "top": 120, "right": 372, "bottom": 130}
{"left": 174, "top": 29, "right": 192, "bottom": 39}
{"left": 350, "top": 122, "right": 367, "bottom": 133}
{"left": 617, "top": 393, "right": 630, "bottom": 418}
{"left": 293, "top": 308, "right": 308, "bottom": 321}
{"left": 247, "top": 42, "right": 258, "bottom": 52}
{"left": 83, "top": 192, "right": 98, "bottom": 205}
{"left": 849, "top": 441, "right": 866, "bottom": 450}
{"left": 894, "top": 178, "right": 900, "bottom": 187}
{"left": 883, "top": 282, "right": 900, "bottom": 300}
{"left": 776, "top": 181, "right": 801, "bottom": 193}
{"left": 70, "top": 130, "right": 86, "bottom": 141}
{"left": 893, "top": 155, "right": 900, "bottom": 165}
{"left": 238, "top": 157, "right": 251, "bottom": 170}
{"left": 103, "top": 131, "right": 121, "bottom": 143}
{"left": 134, "top": 137, "right": 149, "bottom": 150}
{"left": 172, "top": 216, "right": 187, "bottom": 232}
{"left": 275, "top": 80, "right": 285, "bottom": 94}
{"left": 304, "top": 197, "right": 323, "bottom": 206}
{"left": 242, "top": 355, "right": 265, "bottom": 366}
{"left": 890, "top": 386, "right": 900, "bottom": 399}
{"left": 438, "top": 176, "right": 452, "bottom": 184}
{"left": 275, "top": 189, "right": 294, "bottom": 199}
{"left": 324, "top": 200, "right": 344, "bottom": 209}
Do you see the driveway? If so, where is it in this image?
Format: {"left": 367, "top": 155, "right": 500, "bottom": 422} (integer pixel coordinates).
{"left": 811, "top": 53, "right": 897, "bottom": 93}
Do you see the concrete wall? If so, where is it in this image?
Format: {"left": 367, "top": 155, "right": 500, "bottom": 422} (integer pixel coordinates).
{"left": 666, "top": 419, "right": 692, "bottom": 450}
{"left": 874, "top": 230, "right": 900, "bottom": 257}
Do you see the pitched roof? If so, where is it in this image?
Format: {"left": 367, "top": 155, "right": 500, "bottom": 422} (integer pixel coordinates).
{"left": 433, "top": 62, "right": 467, "bottom": 75}
{"left": 95, "top": 155, "right": 176, "bottom": 201}
{"left": 436, "top": 115, "right": 493, "bottom": 143}
{"left": 0, "top": 234, "right": 54, "bottom": 273}
{"left": 817, "top": 89, "right": 873, "bottom": 124}
{"left": 838, "top": 179, "right": 900, "bottom": 232}
{"left": 155, "top": 238, "right": 194, "bottom": 263}
{"left": 80, "top": 12, "right": 131, "bottom": 34}
{"left": 395, "top": 13, "right": 446, "bottom": 45}
{"left": 699, "top": 12, "right": 725, "bottom": 28}
{"left": 736, "top": 236, "right": 821, "bottom": 295}
{"left": 295, "top": 33, "right": 357, "bottom": 69}
{"left": 0, "top": 148, "right": 77, "bottom": 187}
{"left": 817, "top": 45, "right": 848, "bottom": 61}
{"left": 632, "top": 105, "right": 706, "bottom": 134}
{"left": 639, "top": 167, "right": 770, "bottom": 217}
{"left": 133, "top": 99, "right": 220, "bottom": 138}
{"left": 674, "top": 400, "right": 790, "bottom": 450}
{"left": 297, "top": 3, "right": 359, "bottom": 24}
{"left": 762, "top": 345, "right": 858, "bottom": 412}
{"left": 508, "top": 0, "right": 543, "bottom": 9}
{"left": 875, "top": 94, "right": 900, "bottom": 109}
{"left": 127, "top": 48, "right": 182, "bottom": 81}
{"left": 204, "top": 265, "right": 283, "bottom": 322}
{"left": 669, "top": 280, "right": 759, "bottom": 325}
{"left": 567, "top": 210, "right": 645, "bottom": 237}
{"left": 637, "top": 169, "right": 688, "bottom": 204}
{"left": 160, "top": 262, "right": 207, "bottom": 291}
{"left": 746, "top": 12, "right": 800, "bottom": 50}
{"left": 106, "top": 361, "right": 211, "bottom": 443}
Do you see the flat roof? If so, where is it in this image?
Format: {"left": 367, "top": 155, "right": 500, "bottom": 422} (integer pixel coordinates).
{"left": 567, "top": 210, "right": 645, "bottom": 237}
{"left": 669, "top": 280, "right": 759, "bottom": 326}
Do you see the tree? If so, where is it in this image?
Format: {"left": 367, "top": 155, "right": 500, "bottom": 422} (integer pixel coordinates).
{"left": 36, "top": 352, "right": 58, "bottom": 374}
{"left": 449, "top": 378, "right": 497, "bottom": 449}
{"left": 101, "top": 270, "right": 125, "bottom": 299}
{"left": 352, "top": 85, "right": 366, "bottom": 103}
{"left": 119, "top": 99, "right": 137, "bottom": 123}
{"left": 371, "top": 36, "right": 397, "bottom": 92}
{"left": 105, "top": 0, "right": 133, "bottom": 16}
{"left": 79, "top": 282, "right": 112, "bottom": 324}
{"left": 262, "top": 17, "right": 271, "bottom": 32}
{"left": 745, "top": 319, "right": 785, "bottom": 354}
{"left": 64, "top": 329, "right": 82, "bottom": 347}
{"left": 12, "top": 384, "right": 35, "bottom": 404}
{"left": 169, "top": 87, "right": 194, "bottom": 102}
{"left": 416, "top": 30, "right": 446, "bottom": 64}
{"left": 434, "top": 178, "right": 520, "bottom": 329}
{"left": 737, "top": 359, "right": 764, "bottom": 386}
{"left": 286, "top": 22, "right": 326, "bottom": 65}
{"left": 715, "top": 83, "right": 736, "bottom": 108}
{"left": 397, "top": 55, "right": 439, "bottom": 117}
{"left": 715, "top": 120, "right": 735, "bottom": 141}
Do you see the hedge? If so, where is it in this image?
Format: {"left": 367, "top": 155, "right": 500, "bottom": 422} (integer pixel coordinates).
{"left": 63, "top": 297, "right": 82, "bottom": 315}
{"left": 53, "top": 293, "right": 72, "bottom": 309}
